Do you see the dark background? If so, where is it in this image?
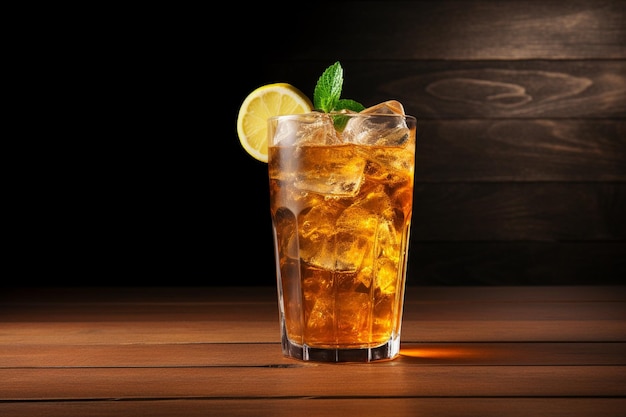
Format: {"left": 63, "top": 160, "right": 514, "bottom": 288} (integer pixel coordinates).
{"left": 15, "top": 1, "right": 625, "bottom": 287}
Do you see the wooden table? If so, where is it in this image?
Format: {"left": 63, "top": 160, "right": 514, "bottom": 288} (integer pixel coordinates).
{"left": 1, "top": 285, "right": 625, "bottom": 416}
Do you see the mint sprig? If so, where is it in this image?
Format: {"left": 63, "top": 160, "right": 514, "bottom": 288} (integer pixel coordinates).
{"left": 313, "top": 62, "right": 365, "bottom": 113}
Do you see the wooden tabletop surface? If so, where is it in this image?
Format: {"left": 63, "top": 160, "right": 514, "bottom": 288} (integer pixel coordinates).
{"left": 1, "top": 285, "right": 625, "bottom": 417}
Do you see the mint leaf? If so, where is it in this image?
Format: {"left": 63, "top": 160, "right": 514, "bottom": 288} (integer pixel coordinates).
{"left": 313, "top": 61, "right": 342, "bottom": 112}
{"left": 313, "top": 62, "right": 364, "bottom": 113}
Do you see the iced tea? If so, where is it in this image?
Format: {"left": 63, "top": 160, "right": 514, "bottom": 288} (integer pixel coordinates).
{"left": 268, "top": 104, "right": 416, "bottom": 362}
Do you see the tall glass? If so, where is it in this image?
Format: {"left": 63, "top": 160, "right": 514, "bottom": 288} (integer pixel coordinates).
{"left": 267, "top": 104, "right": 417, "bottom": 362}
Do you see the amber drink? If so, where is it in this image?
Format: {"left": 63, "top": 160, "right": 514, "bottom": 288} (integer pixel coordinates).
{"left": 268, "top": 101, "right": 416, "bottom": 362}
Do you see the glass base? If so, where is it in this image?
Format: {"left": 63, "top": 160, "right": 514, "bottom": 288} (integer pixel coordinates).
{"left": 281, "top": 333, "right": 401, "bottom": 363}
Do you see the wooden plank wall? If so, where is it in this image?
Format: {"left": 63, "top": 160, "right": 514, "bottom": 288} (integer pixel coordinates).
{"left": 231, "top": 0, "right": 625, "bottom": 286}
{"left": 20, "top": 1, "right": 624, "bottom": 287}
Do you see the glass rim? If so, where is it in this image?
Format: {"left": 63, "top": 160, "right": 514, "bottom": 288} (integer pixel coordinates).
{"left": 268, "top": 112, "right": 417, "bottom": 122}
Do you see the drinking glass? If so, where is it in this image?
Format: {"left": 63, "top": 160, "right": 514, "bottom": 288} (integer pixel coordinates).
{"left": 267, "top": 103, "right": 417, "bottom": 362}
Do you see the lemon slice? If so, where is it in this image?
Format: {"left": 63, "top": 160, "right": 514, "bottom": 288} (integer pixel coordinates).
{"left": 237, "top": 83, "right": 313, "bottom": 162}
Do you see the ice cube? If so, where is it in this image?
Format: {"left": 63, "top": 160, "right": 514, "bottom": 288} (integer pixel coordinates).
{"left": 333, "top": 205, "right": 379, "bottom": 271}
{"left": 341, "top": 100, "right": 410, "bottom": 146}
{"left": 293, "top": 145, "right": 366, "bottom": 197}
{"left": 361, "top": 100, "right": 406, "bottom": 116}
{"left": 298, "top": 202, "right": 345, "bottom": 270}
{"left": 272, "top": 113, "right": 340, "bottom": 146}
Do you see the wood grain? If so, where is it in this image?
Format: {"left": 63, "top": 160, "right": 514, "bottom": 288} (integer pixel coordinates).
{"left": 0, "top": 286, "right": 624, "bottom": 416}
{"left": 1, "top": 399, "right": 626, "bottom": 417}
{"left": 409, "top": 241, "right": 626, "bottom": 285}
{"left": 3, "top": 366, "right": 625, "bottom": 399}
{"left": 415, "top": 120, "right": 626, "bottom": 182}
{"left": 271, "top": 1, "right": 626, "bottom": 60}
{"left": 263, "top": 61, "right": 626, "bottom": 119}
{"left": 412, "top": 183, "right": 626, "bottom": 240}
{"left": 2, "top": 343, "right": 626, "bottom": 367}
